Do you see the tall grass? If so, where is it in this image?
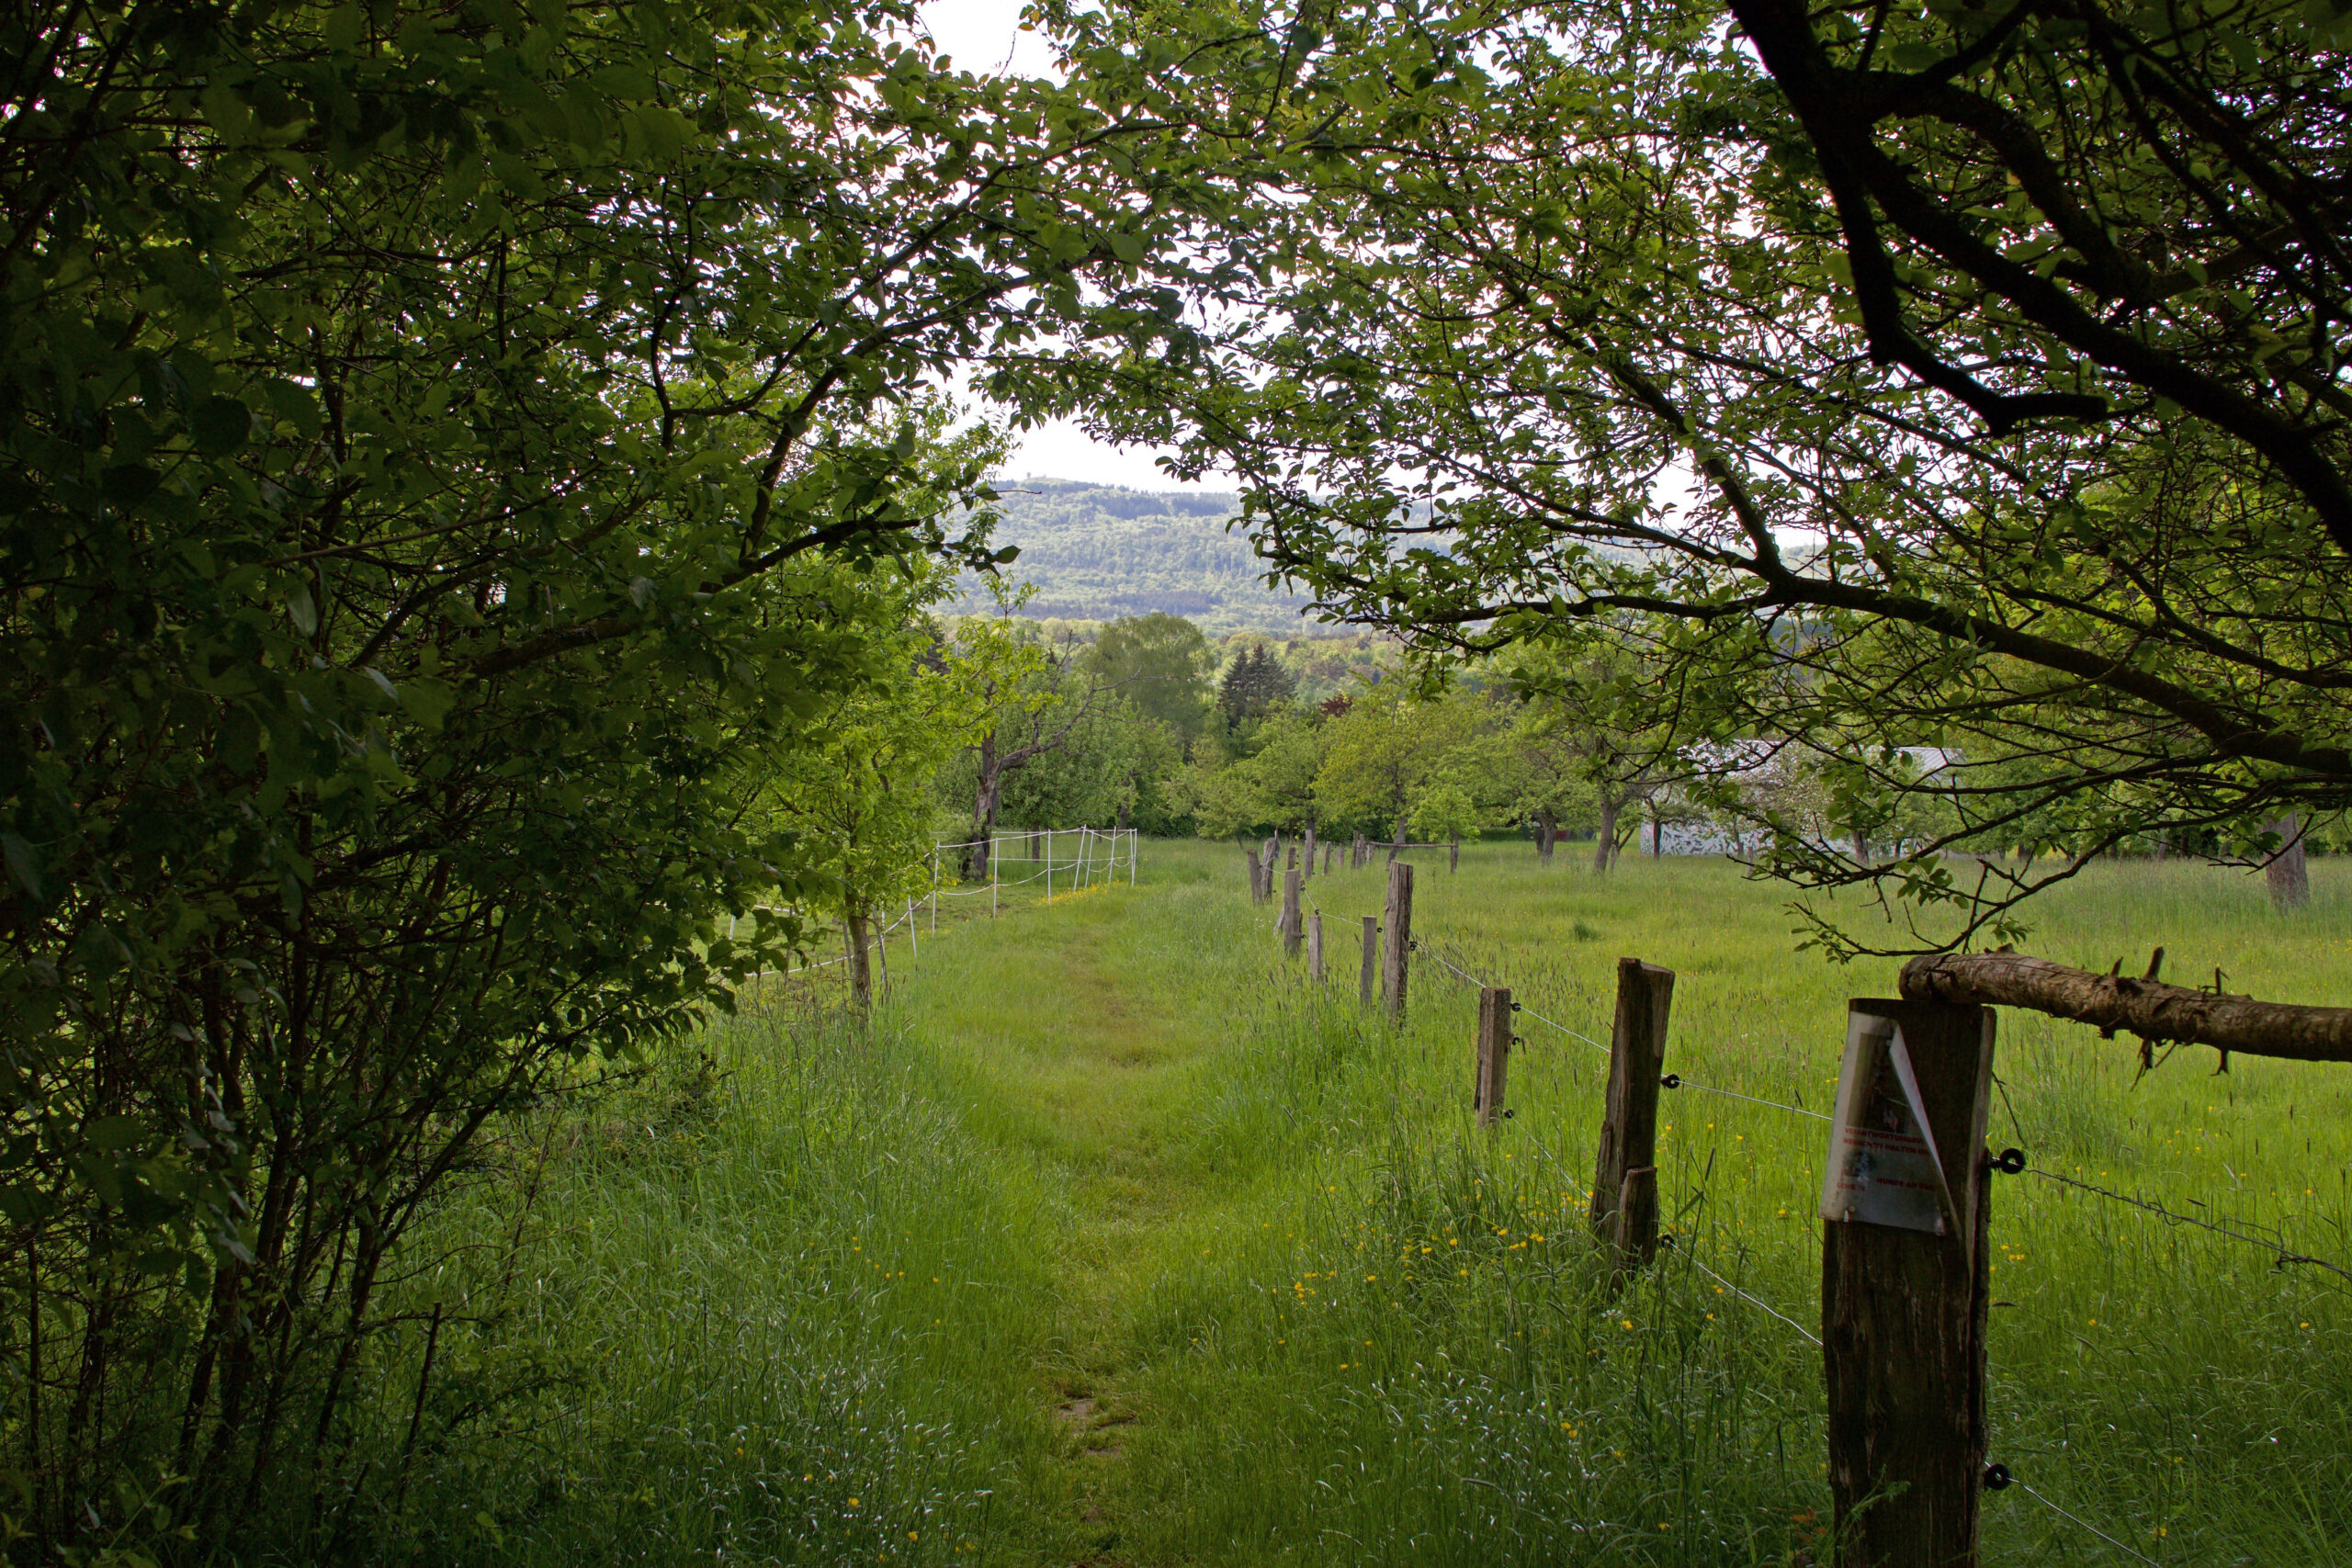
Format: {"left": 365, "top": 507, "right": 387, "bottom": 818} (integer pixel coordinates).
{"left": 356, "top": 842, "right": 2352, "bottom": 1565}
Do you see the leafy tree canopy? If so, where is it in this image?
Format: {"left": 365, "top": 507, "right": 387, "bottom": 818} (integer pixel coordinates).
{"left": 1052, "top": 0, "right": 2352, "bottom": 949}
{"left": 0, "top": 0, "right": 1206, "bottom": 1547}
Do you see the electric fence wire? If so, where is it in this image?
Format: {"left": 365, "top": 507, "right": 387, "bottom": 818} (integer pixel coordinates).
{"left": 1410, "top": 938, "right": 1615, "bottom": 1057}
{"left": 1670, "top": 1077, "right": 1834, "bottom": 1122}
{"left": 1673, "top": 1244, "right": 1822, "bottom": 1348}
{"left": 2008, "top": 1480, "right": 2163, "bottom": 1566}
{"left": 1513, "top": 1118, "right": 1595, "bottom": 1203}
{"left": 1307, "top": 874, "right": 2233, "bottom": 1557}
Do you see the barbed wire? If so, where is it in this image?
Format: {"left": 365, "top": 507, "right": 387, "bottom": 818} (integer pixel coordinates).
{"left": 2028, "top": 1168, "right": 2352, "bottom": 1285}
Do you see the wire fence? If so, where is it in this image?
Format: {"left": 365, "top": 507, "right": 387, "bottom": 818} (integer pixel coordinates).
{"left": 1283, "top": 852, "right": 2336, "bottom": 1559}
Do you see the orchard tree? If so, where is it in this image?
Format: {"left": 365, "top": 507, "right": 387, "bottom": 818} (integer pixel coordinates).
{"left": 1176, "top": 700, "right": 1329, "bottom": 835}
{"left": 1312, "top": 683, "right": 1498, "bottom": 843}
{"left": 1087, "top": 612, "right": 1217, "bottom": 745}
{"left": 1055, "top": 0, "right": 2352, "bottom": 946}
{"left": 753, "top": 563, "right": 997, "bottom": 1007}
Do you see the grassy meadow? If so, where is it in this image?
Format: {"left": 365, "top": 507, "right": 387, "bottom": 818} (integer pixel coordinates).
{"left": 379, "top": 840, "right": 2352, "bottom": 1566}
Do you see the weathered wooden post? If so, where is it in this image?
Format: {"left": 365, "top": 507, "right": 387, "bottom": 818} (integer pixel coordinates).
{"left": 1449, "top": 837, "right": 1460, "bottom": 874}
{"left": 1820, "top": 998, "right": 1996, "bottom": 1568}
{"left": 1611, "top": 1167, "right": 1659, "bottom": 1280}
{"left": 1282, "top": 868, "right": 1303, "bottom": 957}
{"left": 1324, "top": 842, "right": 1335, "bottom": 875}
{"left": 1307, "top": 910, "right": 1325, "bottom": 982}
{"left": 1381, "top": 861, "right": 1414, "bottom": 1021}
{"left": 1245, "top": 846, "right": 1263, "bottom": 906}
{"left": 1304, "top": 825, "right": 1316, "bottom": 880}
{"left": 1359, "top": 917, "right": 1378, "bottom": 1007}
{"left": 1590, "top": 959, "right": 1674, "bottom": 1260}
{"left": 1475, "top": 987, "right": 1512, "bottom": 1126}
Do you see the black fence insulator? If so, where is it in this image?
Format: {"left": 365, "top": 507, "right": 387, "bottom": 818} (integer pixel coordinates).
{"left": 1660, "top": 1073, "right": 1681, "bottom": 1089}
{"left": 1983, "top": 1462, "right": 2011, "bottom": 1492}
{"left": 1993, "top": 1148, "right": 2027, "bottom": 1175}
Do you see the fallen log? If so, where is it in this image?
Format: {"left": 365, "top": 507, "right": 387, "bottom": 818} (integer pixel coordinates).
{"left": 1898, "top": 952, "right": 2352, "bottom": 1065}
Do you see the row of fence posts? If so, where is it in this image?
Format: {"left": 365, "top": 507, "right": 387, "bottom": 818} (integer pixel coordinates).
{"left": 1250, "top": 847, "right": 2010, "bottom": 1567}
{"left": 1248, "top": 829, "right": 1467, "bottom": 902}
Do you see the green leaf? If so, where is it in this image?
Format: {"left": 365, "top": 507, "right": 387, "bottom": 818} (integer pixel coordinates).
{"left": 83, "top": 1116, "right": 144, "bottom": 1153}
{"left": 285, "top": 580, "right": 317, "bottom": 635}
{"left": 260, "top": 378, "right": 322, "bottom": 439}
{"left": 1, "top": 833, "right": 41, "bottom": 898}
{"left": 629, "top": 106, "right": 694, "bottom": 160}
{"left": 323, "top": 3, "right": 367, "bottom": 51}
{"left": 590, "top": 64, "right": 659, "bottom": 99}
{"left": 190, "top": 395, "right": 253, "bottom": 457}
{"left": 102, "top": 464, "right": 162, "bottom": 506}
{"left": 397, "top": 678, "right": 458, "bottom": 729}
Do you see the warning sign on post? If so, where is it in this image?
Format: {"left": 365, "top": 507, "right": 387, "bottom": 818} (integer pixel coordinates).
{"left": 1819, "top": 1014, "right": 1956, "bottom": 1235}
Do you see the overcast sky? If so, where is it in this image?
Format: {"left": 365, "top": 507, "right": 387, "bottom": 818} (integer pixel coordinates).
{"left": 914, "top": 2, "right": 1222, "bottom": 493}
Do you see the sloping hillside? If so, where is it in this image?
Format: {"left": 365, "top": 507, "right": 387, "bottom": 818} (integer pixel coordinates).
{"left": 958, "top": 478, "right": 1317, "bottom": 632}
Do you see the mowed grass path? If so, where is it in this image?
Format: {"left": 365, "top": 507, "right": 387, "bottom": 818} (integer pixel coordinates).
{"left": 424, "top": 844, "right": 2352, "bottom": 1568}
{"left": 888, "top": 874, "right": 1346, "bottom": 1557}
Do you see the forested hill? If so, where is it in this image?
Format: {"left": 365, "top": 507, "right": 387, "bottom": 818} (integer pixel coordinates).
{"left": 958, "top": 478, "right": 1318, "bottom": 632}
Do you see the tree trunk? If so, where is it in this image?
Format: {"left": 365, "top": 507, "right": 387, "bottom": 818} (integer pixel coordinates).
{"left": 967, "top": 732, "right": 999, "bottom": 880}
{"left": 2267, "top": 813, "right": 2311, "bottom": 909}
{"left": 845, "top": 909, "right": 873, "bottom": 1009}
{"left": 1537, "top": 806, "right": 1556, "bottom": 863}
{"left": 1594, "top": 799, "right": 1619, "bottom": 873}
{"left": 1650, "top": 813, "right": 1662, "bottom": 857}
{"left": 1853, "top": 825, "right": 1871, "bottom": 866}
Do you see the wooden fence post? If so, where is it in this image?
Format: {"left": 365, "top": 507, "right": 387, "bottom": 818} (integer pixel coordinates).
{"left": 1307, "top": 910, "right": 1325, "bottom": 982}
{"left": 1450, "top": 837, "right": 1460, "bottom": 874}
{"left": 1359, "top": 916, "right": 1378, "bottom": 1007}
{"left": 1475, "top": 987, "right": 1512, "bottom": 1126}
{"left": 1611, "top": 1167, "right": 1658, "bottom": 1280}
{"left": 1590, "top": 958, "right": 1674, "bottom": 1255}
{"left": 1324, "top": 842, "right": 1335, "bottom": 875}
{"left": 1822, "top": 998, "right": 1996, "bottom": 1568}
{"left": 1304, "top": 825, "right": 1316, "bottom": 880}
{"left": 1245, "top": 847, "right": 1263, "bottom": 905}
{"left": 1381, "top": 861, "right": 1414, "bottom": 1021}
{"left": 1282, "top": 868, "right": 1303, "bottom": 957}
